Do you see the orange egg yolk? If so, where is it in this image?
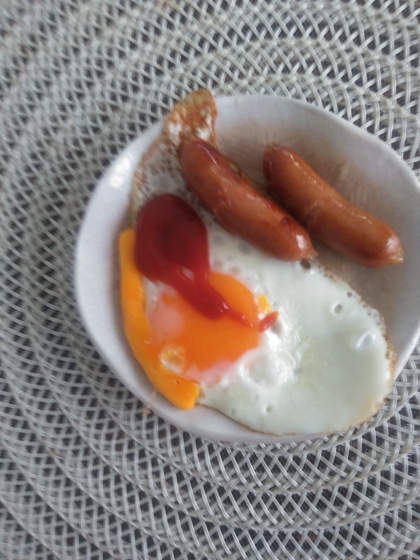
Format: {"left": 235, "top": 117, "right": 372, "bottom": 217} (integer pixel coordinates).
{"left": 119, "top": 228, "right": 263, "bottom": 409}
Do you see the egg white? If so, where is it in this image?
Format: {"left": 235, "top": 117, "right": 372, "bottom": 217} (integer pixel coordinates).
{"left": 198, "top": 223, "right": 392, "bottom": 435}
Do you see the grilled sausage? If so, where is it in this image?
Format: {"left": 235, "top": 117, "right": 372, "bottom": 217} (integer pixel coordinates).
{"left": 264, "top": 145, "right": 403, "bottom": 267}
{"left": 179, "top": 139, "right": 315, "bottom": 261}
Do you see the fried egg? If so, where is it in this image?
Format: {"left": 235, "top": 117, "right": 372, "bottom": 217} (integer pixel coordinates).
{"left": 200, "top": 226, "right": 393, "bottom": 434}
{"left": 120, "top": 90, "right": 394, "bottom": 436}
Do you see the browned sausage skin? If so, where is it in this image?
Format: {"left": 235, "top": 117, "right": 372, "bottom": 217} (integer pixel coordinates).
{"left": 179, "top": 139, "right": 315, "bottom": 261}
{"left": 264, "top": 145, "right": 403, "bottom": 268}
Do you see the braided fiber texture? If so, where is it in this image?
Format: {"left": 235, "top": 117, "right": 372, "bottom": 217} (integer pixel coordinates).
{"left": 1, "top": 1, "right": 420, "bottom": 558}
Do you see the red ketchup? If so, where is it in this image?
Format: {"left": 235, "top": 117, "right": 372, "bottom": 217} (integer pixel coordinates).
{"left": 258, "top": 311, "right": 279, "bottom": 333}
{"left": 135, "top": 194, "right": 278, "bottom": 332}
{"left": 135, "top": 194, "right": 250, "bottom": 325}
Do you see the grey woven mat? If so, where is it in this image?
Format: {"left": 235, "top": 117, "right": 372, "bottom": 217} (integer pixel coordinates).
{"left": 1, "top": 1, "right": 420, "bottom": 558}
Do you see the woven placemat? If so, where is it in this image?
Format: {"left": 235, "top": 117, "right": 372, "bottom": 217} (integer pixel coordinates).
{"left": 1, "top": 1, "right": 420, "bottom": 558}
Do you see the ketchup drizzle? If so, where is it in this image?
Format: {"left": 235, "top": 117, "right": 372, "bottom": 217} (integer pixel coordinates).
{"left": 134, "top": 194, "right": 250, "bottom": 325}
{"left": 258, "top": 311, "right": 279, "bottom": 333}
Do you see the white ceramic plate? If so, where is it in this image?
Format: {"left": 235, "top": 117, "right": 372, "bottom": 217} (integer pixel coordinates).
{"left": 75, "top": 95, "right": 420, "bottom": 444}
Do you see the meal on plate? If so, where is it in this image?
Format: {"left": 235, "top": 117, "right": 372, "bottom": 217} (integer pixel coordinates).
{"left": 118, "top": 90, "right": 402, "bottom": 436}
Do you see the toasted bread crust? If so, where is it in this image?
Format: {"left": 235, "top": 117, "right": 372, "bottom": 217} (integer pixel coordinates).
{"left": 130, "top": 90, "right": 218, "bottom": 224}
